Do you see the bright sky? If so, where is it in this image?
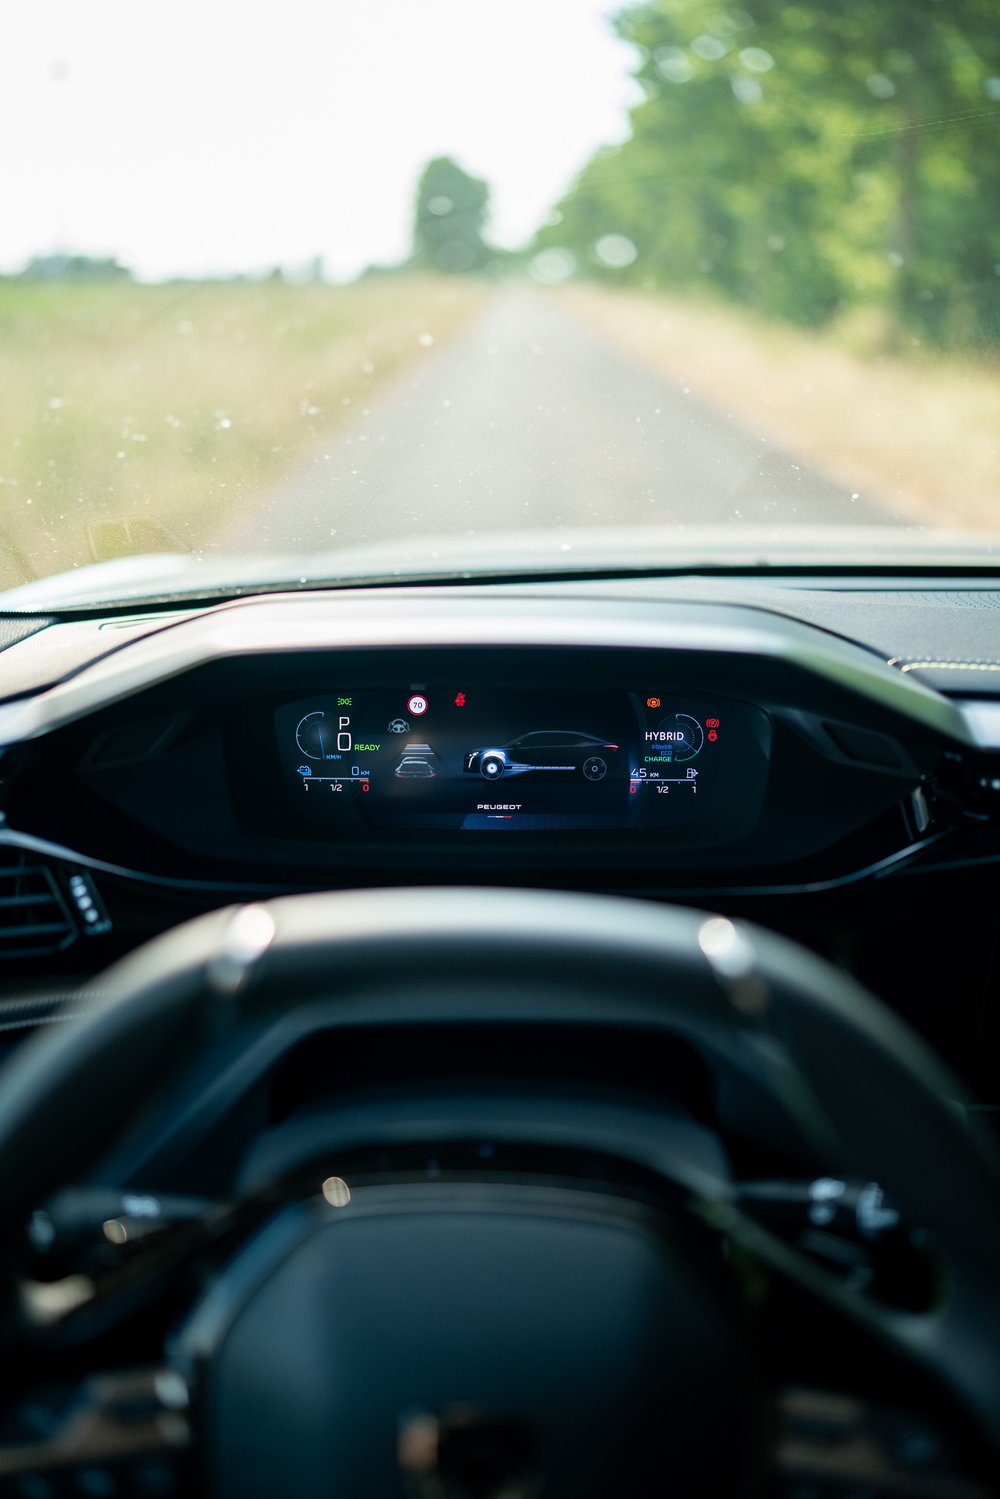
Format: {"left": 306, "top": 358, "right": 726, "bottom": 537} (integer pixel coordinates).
{"left": 0, "top": 0, "right": 638, "bottom": 282}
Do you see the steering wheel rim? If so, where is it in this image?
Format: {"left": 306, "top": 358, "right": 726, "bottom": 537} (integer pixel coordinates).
{"left": 1, "top": 886, "right": 999, "bottom": 1463}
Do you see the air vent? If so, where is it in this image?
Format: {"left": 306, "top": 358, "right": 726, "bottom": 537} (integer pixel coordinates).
{"left": 0, "top": 862, "right": 76, "bottom": 959}
{"left": 822, "top": 722, "right": 904, "bottom": 770}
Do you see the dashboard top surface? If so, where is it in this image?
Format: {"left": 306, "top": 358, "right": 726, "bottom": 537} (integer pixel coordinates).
{"left": 0, "top": 583, "right": 994, "bottom": 754}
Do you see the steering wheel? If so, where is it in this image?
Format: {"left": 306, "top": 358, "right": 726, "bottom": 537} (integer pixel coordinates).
{"left": 0, "top": 887, "right": 998, "bottom": 1498}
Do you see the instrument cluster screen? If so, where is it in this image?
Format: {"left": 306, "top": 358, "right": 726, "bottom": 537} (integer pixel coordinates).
{"left": 275, "top": 687, "right": 769, "bottom": 837}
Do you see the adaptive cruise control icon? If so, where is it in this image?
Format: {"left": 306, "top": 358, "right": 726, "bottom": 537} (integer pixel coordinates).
{"left": 394, "top": 742, "right": 436, "bottom": 778}
{"left": 464, "top": 730, "right": 621, "bottom": 782}
{"left": 388, "top": 718, "right": 410, "bottom": 734}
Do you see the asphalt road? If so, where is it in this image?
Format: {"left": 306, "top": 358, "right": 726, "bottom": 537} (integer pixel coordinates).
{"left": 231, "top": 289, "right": 889, "bottom": 553}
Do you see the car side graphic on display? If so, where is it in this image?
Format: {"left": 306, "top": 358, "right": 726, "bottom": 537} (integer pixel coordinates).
{"left": 463, "top": 730, "right": 621, "bottom": 782}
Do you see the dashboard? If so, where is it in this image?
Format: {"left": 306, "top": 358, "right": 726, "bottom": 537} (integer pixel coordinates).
{"left": 0, "top": 587, "right": 986, "bottom": 875}
{"left": 0, "top": 623, "right": 955, "bottom": 878}
{"left": 0, "top": 577, "right": 997, "bottom": 1092}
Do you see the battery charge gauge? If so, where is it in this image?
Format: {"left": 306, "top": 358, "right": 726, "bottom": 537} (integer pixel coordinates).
{"left": 654, "top": 712, "right": 704, "bottom": 762}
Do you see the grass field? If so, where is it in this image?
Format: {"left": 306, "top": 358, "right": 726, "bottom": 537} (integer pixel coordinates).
{"left": 563, "top": 284, "right": 1000, "bottom": 532}
{"left": 0, "top": 274, "right": 484, "bottom": 588}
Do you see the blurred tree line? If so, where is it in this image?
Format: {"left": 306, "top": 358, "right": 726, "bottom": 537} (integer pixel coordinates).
{"left": 411, "top": 157, "right": 495, "bottom": 274}
{"left": 535, "top": 0, "right": 1000, "bottom": 352}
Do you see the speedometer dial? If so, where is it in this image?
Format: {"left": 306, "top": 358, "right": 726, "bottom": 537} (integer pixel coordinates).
{"left": 295, "top": 711, "right": 329, "bottom": 760}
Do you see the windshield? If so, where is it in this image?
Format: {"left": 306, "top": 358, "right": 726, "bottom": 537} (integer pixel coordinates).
{"left": 2, "top": 0, "right": 998, "bottom": 598}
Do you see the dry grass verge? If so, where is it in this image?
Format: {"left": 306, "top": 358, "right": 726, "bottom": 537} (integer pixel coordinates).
{"left": 561, "top": 284, "right": 999, "bottom": 531}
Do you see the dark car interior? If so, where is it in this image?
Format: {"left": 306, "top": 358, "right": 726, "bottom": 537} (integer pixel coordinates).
{"left": 0, "top": 568, "right": 997, "bottom": 1495}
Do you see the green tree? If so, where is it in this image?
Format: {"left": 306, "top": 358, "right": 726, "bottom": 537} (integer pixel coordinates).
{"left": 536, "top": 0, "right": 1000, "bottom": 349}
{"left": 412, "top": 157, "right": 492, "bottom": 274}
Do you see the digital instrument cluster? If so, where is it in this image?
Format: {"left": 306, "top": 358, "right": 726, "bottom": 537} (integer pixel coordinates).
{"left": 275, "top": 686, "right": 769, "bottom": 837}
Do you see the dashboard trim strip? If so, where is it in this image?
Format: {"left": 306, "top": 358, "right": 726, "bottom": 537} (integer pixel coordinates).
{"left": 0, "top": 824, "right": 959, "bottom": 902}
